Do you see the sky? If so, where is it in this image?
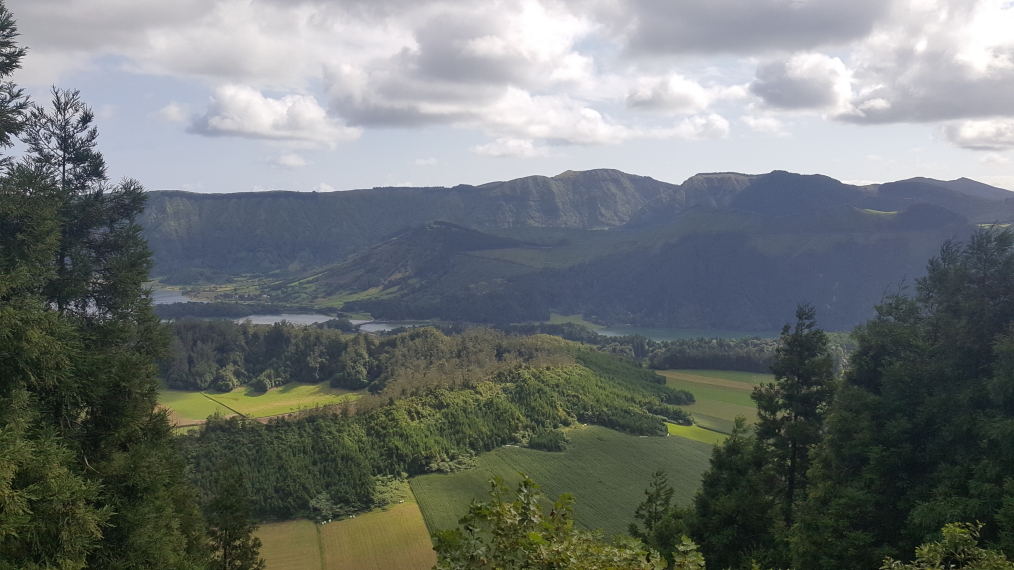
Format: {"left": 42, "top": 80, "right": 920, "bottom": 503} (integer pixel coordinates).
{"left": 6, "top": 0, "right": 1014, "bottom": 193}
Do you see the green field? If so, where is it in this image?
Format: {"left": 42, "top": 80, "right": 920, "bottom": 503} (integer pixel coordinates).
{"left": 257, "top": 520, "right": 322, "bottom": 570}
{"left": 255, "top": 502, "right": 435, "bottom": 570}
{"left": 160, "top": 381, "right": 361, "bottom": 423}
{"left": 659, "top": 369, "right": 767, "bottom": 435}
{"left": 409, "top": 425, "right": 712, "bottom": 538}
{"left": 666, "top": 422, "right": 727, "bottom": 445}
{"left": 158, "top": 390, "right": 235, "bottom": 425}
{"left": 545, "top": 313, "right": 604, "bottom": 329}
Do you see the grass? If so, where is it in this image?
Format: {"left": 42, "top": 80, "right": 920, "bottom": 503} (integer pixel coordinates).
{"left": 255, "top": 501, "right": 435, "bottom": 570}
{"left": 409, "top": 425, "right": 712, "bottom": 538}
{"left": 545, "top": 313, "right": 604, "bottom": 329}
{"left": 158, "top": 390, "right": 234, "bottom": 423}
{"left": 203, "top": 382, "right": 359, "bottom": 418}
{"left": 159, "top": 381, "right": 361, "bottom": 423}
{"left": 666, "top": 422, "right": 727, "bottom": 445}
{"left": 319, "top": 502, "right": 435, "bottom": 570}
{"left": 658, "top": 370, "right": 767, "bottom": 435}
{"left": 256, "top": 520, "right": 322, "bottom": 570}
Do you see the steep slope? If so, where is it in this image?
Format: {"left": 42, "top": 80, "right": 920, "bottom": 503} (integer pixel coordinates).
{"left": 142, "top": 169, "right": 678, "bottom": 279}
{"left": 902, "top": 176, "right": 1014, "bottom": 201}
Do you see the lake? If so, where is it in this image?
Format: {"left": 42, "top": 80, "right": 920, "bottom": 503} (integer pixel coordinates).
{"left": 235, "top": 314, "right": 335, "bottom": 326}
{"left": 152, "top": 289, "right": 196, "bottom": 304}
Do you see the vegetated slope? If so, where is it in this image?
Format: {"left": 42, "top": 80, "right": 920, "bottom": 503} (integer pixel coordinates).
{"left": 144, "top": 168, "right": 1014, "bottom": 331}
{"left": 141, "top": 169, "right": 677, "bottom": 279}
{"left": 177, "top": 326, "right": 696, "bottom": 520}
{"left": 342, "top": 202, "right": 969, "bottom": 330}
{"left": 410, "top": 425, "right": 713, "bottom": 538}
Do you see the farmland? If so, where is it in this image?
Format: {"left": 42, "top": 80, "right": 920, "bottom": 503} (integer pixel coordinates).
{"left": 159, "top": 381, "right": 361, "bottom": 425}
{"left": 409, "top": 425, "right": 712, "bottom": 538}
{"left": 659, "top": 369, "right": 767, "bottom": 435}
{"left": 255, "top": 499, "right": 434, "bottom": 570}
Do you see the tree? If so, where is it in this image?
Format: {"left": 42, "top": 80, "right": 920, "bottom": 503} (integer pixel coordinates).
{"left": 205, "top": 467, "right": 265, "bottom": 570}
{"left": 881, "top": 523, "right": 1014, "bottom": 570}
{"left": 433, "top": 475, "right": 667, "bottom": 570}
{"left": 753, "top": 303, "right": 834, "bottom": 528}
{"left": 0, "top": 2, "right": 210, "bottom": 567}
{"left": 793, "top": 228, "right": 1014, "bottom": 570}
{"left": 686, "top": 418, "right": 779, "bottom": 570}
{"left": 630, "top": 470, "right": 676, "bottom": 541}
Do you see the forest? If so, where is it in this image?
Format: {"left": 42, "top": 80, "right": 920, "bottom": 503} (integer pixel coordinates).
{"left": 4, "top": 0, "right": 1014, "bottom": 566}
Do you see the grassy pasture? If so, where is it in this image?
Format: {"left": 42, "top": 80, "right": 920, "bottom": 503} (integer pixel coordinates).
{"left": 158, "top": 390, "right": 234, "bottom": 424}
{"left": 256, "top": 520, "right": 322, "bottom": 570}
{"left": 658, "top": 370, "right": 766, "bottom": 435}
{"left": 666, "top": 422, "right": 727, "bottom": 445}
{"left": 204, "top": 382, "right": 359, "bottom": 418}
{"left": 159, "top": 381, "right": 360, "bottom": 424}
{"left": 319, "top": 502, "right": 435, "bottom": 570}
{"left": 545, "top": 313, "right": 604, "bottom": 329}
{"left": 409, "top": 425, "right": 712, "bottom": 538}
{"left": 255, "top": 502, "right": 434, "bottom": 570}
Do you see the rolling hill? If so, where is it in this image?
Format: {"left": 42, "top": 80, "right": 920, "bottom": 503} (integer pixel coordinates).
{"left": 142, "top": 169, "right": 1014, "bottom": 331}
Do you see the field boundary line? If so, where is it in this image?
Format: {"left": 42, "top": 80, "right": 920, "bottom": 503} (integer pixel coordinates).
{"left": 660, "top": 371, "right": 756, "bottom": 390}
{"left": 199, "top": 392, "right": 246, "bottom": 418}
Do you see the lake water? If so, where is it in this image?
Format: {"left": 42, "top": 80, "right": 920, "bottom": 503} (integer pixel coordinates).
{"left": 596, "top": 326, "right": 780, "bottom": 341}
{"left": 235, "top": 314, "right": 335, "bottom": 326}
{"left": 356, "top": 320, "right": 777, "bottom": 341}
{"left": 358, "top": 321, "right": 441, "bottom": 333}
{"left": 152, "top": 289, "right": 195, "bottom": 304}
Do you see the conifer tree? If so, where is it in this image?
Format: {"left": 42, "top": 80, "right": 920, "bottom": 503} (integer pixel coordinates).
{"left": 0, "top": 2, "right": 210, "bottom": 567}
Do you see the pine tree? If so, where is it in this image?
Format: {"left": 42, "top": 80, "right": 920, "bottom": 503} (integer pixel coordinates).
{"left": 753, "top": 303, "right": 834, "bottom": 528}
{"left": 0, "top": 1, "right": 210, "bottom": 567}
{"left": 205, "top": 467, "right": 265, "bottom": 570}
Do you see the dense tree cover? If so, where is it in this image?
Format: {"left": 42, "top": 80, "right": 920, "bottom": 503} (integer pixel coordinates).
{"left": 793, "top": 227, "right": 1014, "bottom": 569}
{"left": 433, "top": 475, "right": 671, "bottom": 570}
{"left": 0, "top": 4, "right": 212, "bottom": 567}
{"left": 629, "top": 228, "right": 1014, "bottom": 570}
{"left": 154, "top": 301, "right": 345, "bottom": 321}
{"left": 180, "top": 336, "right": 695, "bottom": 519}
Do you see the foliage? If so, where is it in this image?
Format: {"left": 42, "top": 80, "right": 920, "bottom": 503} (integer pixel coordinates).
{"left": 753, "top": 303, "right": 834, "bottom": 528}
{"left": 432, "top": 475, "right": 667, "bottom": 570}
{"left": 793, "top": 227, "right": 1014, "bottom": 570}
{"left": 180, "top": 355, "right": 688, "bottom": 520}
{"left": 0, "top": 4, "right": 209, "bottom": 567}
{"left": 204, "top": 466, "right": 265, "bottom": 570}
{"left": 881, "top": 523, "right": 1014, "bottom": 570}
{"left": 527, "top": 428, "right": 568, "bottom": 452}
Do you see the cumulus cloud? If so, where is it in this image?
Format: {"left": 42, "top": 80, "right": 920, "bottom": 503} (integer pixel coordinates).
{"left": 741, "top": 115, "right": 789, "bottom": 136}
{"left": 269, "top": 153, "right": 310, "bottom": 169}
{"left": 471, "top": 138, "right": 551, "bottom": 158}
{"left": 190, "top": 85, "right": 361, "bottom": 147}
{"left": 670, "top": 114, "right": 731, "bottom": 140}
{"left": 836, "top": 0, "right": 1014, "bottom": 123}
{"left": 159, "top": 102, "right": 189, "bottom": 122}
{"left": 13, "top": 0, "right": 1014, "bottom": 154}
{"left": 750, "top": 53, "right": 852, "bottom": 111}
{"left": 315, "top": 183, "right": 336, "bottom": 192}
{"left": 981, "top": 153, "right": 1010, "bottom": 165}
{"left": 626, "top": 75, "right": 711, "bottom": 114}
{"left": 940, "top": 119, "right": 1014, "bottom": 150}
{"left": 616, "top": 0, "right": 890, "bottom": 55}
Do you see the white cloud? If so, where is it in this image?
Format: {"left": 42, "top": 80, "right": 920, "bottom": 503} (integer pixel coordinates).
{"left": 741, "top": 115, "right": 789, "bottom": 136}
{"left": 159, "top": 102, "right": 189, "bottom": 122}
{"left": 981, "top": 152, "right": 1011, "bottom": 164}
{"left": 269, "top": 153, "right": 310, "bottom": 169}
{"left": 626, "top": 75, "right": 711, "bottom": 114}
{"left": 189, "top": 85, "right": 361, "bottom": 147}
{"left": 12, "top": 0, "right": 1014, "bottom": 154}
{"left": 940, "top": 119, "right": 1014, "bottom": 150}
{"left": 412, "top": 158, "right": 438, "bottom": 166}
{"left": 315, "top": 183, "right": 335, "bottom": 192}
{"left": 750, "top": 53, "right": 853, "bottom": 112}
{"left": 471, "top": 138, "right": 551, "bottom": 158}
{"left": 671, "top": 114, "right": 731, "bottom": 140}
